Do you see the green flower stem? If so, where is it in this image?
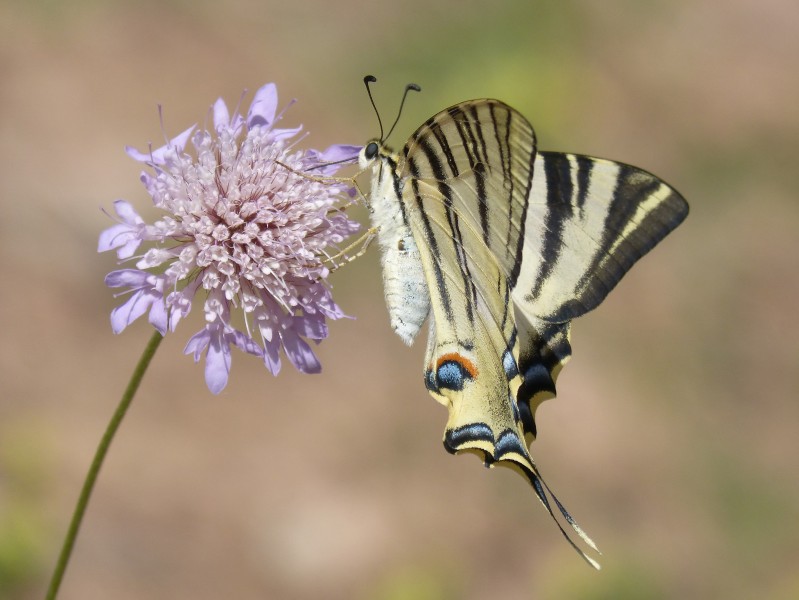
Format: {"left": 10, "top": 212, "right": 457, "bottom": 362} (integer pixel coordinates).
{"left": 45, "top": 331, "right": 164, "bottom": 600}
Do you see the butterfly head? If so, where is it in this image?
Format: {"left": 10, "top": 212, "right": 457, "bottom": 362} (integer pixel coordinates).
{"left": 357, "top": 139, "right": 394, "bottom": 171}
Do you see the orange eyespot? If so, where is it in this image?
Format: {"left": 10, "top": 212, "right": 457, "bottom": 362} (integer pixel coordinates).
{"left": 425, "top": 353, "right": 479, "bottom": 393}
{"left": 436, "top": 353, "right": 478, "bottom": 379}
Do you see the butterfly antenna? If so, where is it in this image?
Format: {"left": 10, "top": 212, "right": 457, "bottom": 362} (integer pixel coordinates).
{"left": 363, "top": 75, "right": 384, "bottom": 141}
{"left": 306, "top": 155, "right": 357, "bottom": 172}
{"left": 385, "top": 83, "right": 421, "bottom": 142}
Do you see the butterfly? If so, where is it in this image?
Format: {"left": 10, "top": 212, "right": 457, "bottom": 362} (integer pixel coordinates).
{"left": 356, "top": 77, "right": 689, "bottom": 568}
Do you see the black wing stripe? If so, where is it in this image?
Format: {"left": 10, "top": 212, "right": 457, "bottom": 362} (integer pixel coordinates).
{"left": 407, "top": 164, "right": 453, "bottom": 323}
{"left": 468, "top": 104, "right": 491, "bottom": 169}
{"left": 489, "top": 103, "right": 511, "bottom": 196}
{"left": 488, "top": 103, "right": 519, "bottom": 261}
{"left": 415, "top": 136, "right": 478, "bottom": 325}
{"left": 507, "top": 106, "right": 535, "bottom": 291}
{"left": 447, "top": 106, "right": 478, "bottom": 170}
{"left": 447, "top": 107, "right": 489, "bottom": 245}
{"left": 449, "top": 207, "right": 478, "bottom": 324}
{"left": 431, "top": 118, "right": 460, "bottom": 178}
{"left": 528, "top": 155, "right": 568, "bottom": 299}
{"left": 574, "top": 154, "right": 594, "bottom": 215}
{"left": 516, "top": 321, "right": 572, "bottom": 440}
{"left": 531, "top": 153, "right": 688, "bottom": 321}
{"left": 466, "top": 105, "right": 492, "bottom": 245}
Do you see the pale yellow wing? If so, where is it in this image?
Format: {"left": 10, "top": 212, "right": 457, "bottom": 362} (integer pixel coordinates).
{"left": 391, "top": 98, "right": 687, "bottom": 568}
{"left": 401, "top": 99, "right": 688, "bottom": 442}
{"left": 400, "top": 173, "right": 600, "bottom": 568}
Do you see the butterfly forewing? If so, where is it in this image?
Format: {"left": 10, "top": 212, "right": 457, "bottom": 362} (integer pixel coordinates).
{"left": 403, "top": 100, "right": 536, "bottom": 286}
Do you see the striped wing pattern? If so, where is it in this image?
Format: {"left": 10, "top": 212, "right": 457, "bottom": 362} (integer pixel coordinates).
{"left": 376, "top": 98, "right": 688, "bottom": 567}
{"left": 516, "top": 151, "right": 690, "bottom": 323}
{"left": 403, "top": 100, "right": 534, "bottom": 289}
{"left": 397, "top": 100, "right": 599, "bottom": 565}
{"left": 400, "top": 101, "right": 536, "bottom": 462}
{"left": 513, "top": 152, "right": 689, "bottom": 441}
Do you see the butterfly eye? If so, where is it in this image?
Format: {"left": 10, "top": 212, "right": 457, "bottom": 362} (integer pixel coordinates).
{"left": 364, "top": 142, "right": 379, "bottom": 159}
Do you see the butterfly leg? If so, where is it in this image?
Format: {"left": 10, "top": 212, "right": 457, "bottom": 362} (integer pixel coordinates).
{"left": 275, "top": 160, "right": 370, "bottom": 205}
{"left": 275, "top": 159, "right": 365, "bottom": 187}
{"left": 324, "top": 227, "right": 377, "bottom": 271}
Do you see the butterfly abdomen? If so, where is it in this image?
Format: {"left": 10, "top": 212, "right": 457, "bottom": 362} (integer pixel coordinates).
{"left": 369, "top": 163, "right": 430, "bottom": 345}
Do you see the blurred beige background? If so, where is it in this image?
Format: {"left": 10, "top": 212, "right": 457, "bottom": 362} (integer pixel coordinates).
{"left": 1, "top": 1, "right": 797, "bottom": 599}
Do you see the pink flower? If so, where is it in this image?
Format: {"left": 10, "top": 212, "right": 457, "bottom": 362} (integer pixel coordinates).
{"left": 100, "top": 83, "right": 360, "bottom": 393}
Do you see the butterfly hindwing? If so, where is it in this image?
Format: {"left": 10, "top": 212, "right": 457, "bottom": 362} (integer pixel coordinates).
{"left": 399, "top": 140, "right": 601, "bottom": 567}
{"left": 400, "top": 104, "right": 688, "bottom": 446}
{"left": 510, "top": 151, "right": 689, "bottom": 441}
{"left": 514, "top": 151, "right": 690, "bottom": 323}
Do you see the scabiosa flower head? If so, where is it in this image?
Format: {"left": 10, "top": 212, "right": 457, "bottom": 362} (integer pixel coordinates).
{"left": 99, "top": 83, "right": 361, "bottom": 393}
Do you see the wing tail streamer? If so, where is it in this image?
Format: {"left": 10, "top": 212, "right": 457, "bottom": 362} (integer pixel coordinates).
{"left": 445, "top": 427, "right": 601, "bottom": 569}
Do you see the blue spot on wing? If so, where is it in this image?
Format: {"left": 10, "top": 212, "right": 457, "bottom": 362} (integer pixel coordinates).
{"left": 445, "top": 425, "right": 529, "bottom": 468}
{"left": 434, "top": 359, "right": 475, "bottom": 392}
{"left": 444, "top": 423, "right": 493, "bottom": 454}
{"left": 502, "top": 348, "right": 519, "bottom": 379}
{"left": 494, "top": 429, "right": 527, "bottom": 460}
{"left": 438, "top": 361, "right": 467, "bottom": 390}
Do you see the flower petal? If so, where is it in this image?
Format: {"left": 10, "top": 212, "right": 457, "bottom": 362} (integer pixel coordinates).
{"left": 268, "top": 124, "right": 302, "bottom": 141}
{"left": 110, "top": 289, "right": 154, "bottom": 334}
{"left": 230, "top": 329, "right": 263, "bottom": 358}
{"left": 98, "top": 223, "right": 141, "bottom": 258}
{"left": 148, "top": 293, "right": 169, "bottom": 335}
{"left": 247, "top": 83, "right": 278, "bottom": 129}
{"left": 307, "top": 286, "right": 349, "bottom": 321}
{"left": 136, "top": 247, "right": 176, "bottom": 269}
{"left": 213, "top": 98, "right": 230, "bottom": 130}
{"left": 185, "top": 327, "right": 211, "bottom": 361}
{"left": 167, "top": 280, "right": 199, "bottom": 332}
{"left": 113, "top": 199, "right": 144, "bottom": 225}
{"left": 205, "top": 326, "right": 232, "bottom": 394}
{"left": 104, "top": 268, "right": 149, "bottom": 288}
{"left": 125, "top": 125, "right": 196, "bottom": 164}
{"left": 319, "top": 144, "right": 362, "bottom": 164}
{"left": 292, "top": 313, "right": 328, "bottom": 340}
{"left": 262, "top": 337, "right": 281, "bottom": 375}
{"left": 281, "top": 329, "right": 321, "bottom": 374}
